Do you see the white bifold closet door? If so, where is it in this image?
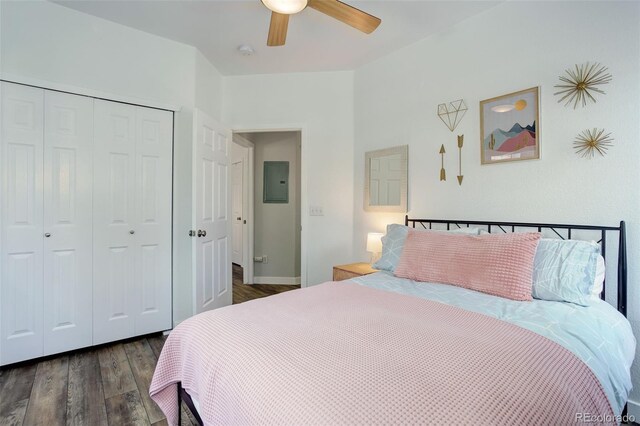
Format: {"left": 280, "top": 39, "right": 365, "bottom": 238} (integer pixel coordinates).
{"left": 42, "top": 91, "right": 94, "bottom": 355}
{"left": 1, "top": 83, "right": 45, "bottom": 364}
{"left": 0, "top": 82, "right": 93, "bottom": 364}
{"left": 92, "top": 99, "right": 172, "bottom": 345}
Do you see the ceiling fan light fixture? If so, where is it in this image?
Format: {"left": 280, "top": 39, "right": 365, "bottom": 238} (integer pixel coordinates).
{"left": 262, "top": 0, "right": 308, "bottom": 15}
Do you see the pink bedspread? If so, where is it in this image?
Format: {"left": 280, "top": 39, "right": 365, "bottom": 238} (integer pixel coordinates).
{"left": 150, "top": 281, "right": 613, "bottom": 425}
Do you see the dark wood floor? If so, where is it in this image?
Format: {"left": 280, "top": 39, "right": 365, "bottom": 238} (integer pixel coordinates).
{"left": 0, "top": 265, "right": 300, "bottom": 426}
{"left": 232, "top": 263, "right": 299, "bottom": 304}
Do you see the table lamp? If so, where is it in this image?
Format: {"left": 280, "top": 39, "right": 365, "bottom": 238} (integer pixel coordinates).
{"left": 366, "top": 232, "right": 383, "bottom": 264}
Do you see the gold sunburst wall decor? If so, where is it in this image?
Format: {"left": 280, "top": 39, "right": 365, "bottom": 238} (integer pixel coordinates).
{"left": 573, "top": 128, "right": 614, "bottom": 158}
{"left": 554, "top": 62, "right": 612, "bottom": 109}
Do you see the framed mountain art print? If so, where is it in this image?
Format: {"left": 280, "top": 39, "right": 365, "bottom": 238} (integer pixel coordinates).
{"left": 480, "top": 87, "right": 540, "bottom": 165}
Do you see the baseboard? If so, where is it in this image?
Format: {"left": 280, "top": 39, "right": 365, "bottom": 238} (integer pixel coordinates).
{"left": 253, "top": 276, "right": 301, "bottom": 285}
{"left": 627, "top": 399, "right": 639, "bottom": 422}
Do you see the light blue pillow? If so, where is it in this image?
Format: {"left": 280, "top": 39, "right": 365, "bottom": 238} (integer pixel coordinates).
{"left": 532, "top": 239, "right": 599, "bottom": 306}
{"left": 373, "top": 224, "right": 409, "bottom": 272}
{"left": 373, "top": 224, "right": 481, "bottom": 272}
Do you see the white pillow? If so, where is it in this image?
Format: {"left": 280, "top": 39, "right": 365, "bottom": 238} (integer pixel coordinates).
{"left": 590, "top": 255, "right": 605, "bottom": 300}
{"left": 532, "top": 239, "right": 599, "bottom": 306}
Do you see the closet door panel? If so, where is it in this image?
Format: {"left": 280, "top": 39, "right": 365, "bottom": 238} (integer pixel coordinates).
{"left": 0, "top": 82, "right": 44, "bottom": 365}
{"left": 43, "top": 91, "right": 93, "bottom": 355}
{"left": 134, "top": 107, "right": 172, "bottom": 335}
{"left": 93, "top": 100, "right": 136, "bottom": 345}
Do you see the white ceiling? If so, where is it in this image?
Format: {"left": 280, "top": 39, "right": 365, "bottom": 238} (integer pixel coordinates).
{"left": 53, "top": 0, "right": 501, "bottom": 76}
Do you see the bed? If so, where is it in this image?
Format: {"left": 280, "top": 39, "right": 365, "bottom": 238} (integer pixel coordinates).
{"left": 150, "top": 217, "right": 634, "bottom": 425}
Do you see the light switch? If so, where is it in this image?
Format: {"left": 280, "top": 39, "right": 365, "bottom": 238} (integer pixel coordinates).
{"left": 309, "top": 206, "right": 324, "bottom": 216}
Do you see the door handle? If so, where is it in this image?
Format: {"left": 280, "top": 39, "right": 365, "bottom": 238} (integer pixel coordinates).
{"left": 129, "top": 230, "right": 135, "bottom": 235}
{"left": 44, "top": 233, "right": 51, "bottom": 238}
{"left": 189, "top": 230, "right": 196, "bottom": 237}
{"left": 197, "top": 230, "right": 207, "bottom": 237}
{"left": 237, "top": 217, "right": 241, "bottom": 221}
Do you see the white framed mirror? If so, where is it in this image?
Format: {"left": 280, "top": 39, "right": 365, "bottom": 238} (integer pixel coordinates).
{"left": 364, "top": 145, "right": 408, "bottom": 212}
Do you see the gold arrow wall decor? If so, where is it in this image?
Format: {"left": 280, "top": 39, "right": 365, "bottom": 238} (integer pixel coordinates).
{"left": 457, "top": 135, "right": 464, "bottom": 185}
{"left": 439, "top": 144, "right": 446, "bottom": 181}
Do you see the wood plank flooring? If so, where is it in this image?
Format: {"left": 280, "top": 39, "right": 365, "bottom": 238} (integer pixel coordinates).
{"left": 232, "top": 264, "right": 300, "bottom": 304}
{"left": 0, "top": 265, "right": 300, "bottom": 426}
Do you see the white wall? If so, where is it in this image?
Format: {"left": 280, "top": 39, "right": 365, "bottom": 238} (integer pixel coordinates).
{"left": 0, "top": 0, "right": 224, "bottom": 326}
{"left": 0, "top": 1, "right": 195, "bottom": 107}
{"left": 353, "top": 0, "right": 640, "bottom": 411}
{"left": 195, "top": 50, "right": 223, "bottom": 121}
{"left": 242, "top": 131, "right": 301, "bottom": 281}
{"left": 223, "top": 71, "right": 355, "bottom": 285}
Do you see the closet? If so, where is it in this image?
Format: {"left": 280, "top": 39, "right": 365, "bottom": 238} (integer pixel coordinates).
{"left": 92, "top": 99, "right": 172, "bottom": 345}
{"left": 0, "top": 81, "right": 173, "bottom": 365}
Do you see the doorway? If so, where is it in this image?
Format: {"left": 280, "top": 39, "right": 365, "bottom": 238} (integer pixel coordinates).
{"left": 231, "top": 131, "right": 302, "bottom": 289}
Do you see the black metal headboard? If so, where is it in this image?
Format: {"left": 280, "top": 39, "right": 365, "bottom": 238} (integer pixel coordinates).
{"left": 404, "top": 216, "right": 627, "bottom": 317}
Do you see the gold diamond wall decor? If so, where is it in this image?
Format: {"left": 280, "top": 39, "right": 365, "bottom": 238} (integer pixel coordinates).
{"left": 573, "top": 128, "right": 613, "bottom": 158}
{"left": 554, "top": 62, "right": 612, "bottom": 109}
{"left": 437, "top": 99, "right": 468, "bottom": 132}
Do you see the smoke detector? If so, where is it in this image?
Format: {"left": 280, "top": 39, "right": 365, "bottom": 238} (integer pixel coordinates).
{"left": 238, "top": 44, "right": 255, "bottom": 56}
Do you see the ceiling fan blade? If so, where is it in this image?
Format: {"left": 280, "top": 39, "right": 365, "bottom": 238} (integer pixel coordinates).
{"left": 267, "top": 12, "right": 289, "bottom": 46}
{"left": 307, "top": 0, "right": 381, "bottom": 34}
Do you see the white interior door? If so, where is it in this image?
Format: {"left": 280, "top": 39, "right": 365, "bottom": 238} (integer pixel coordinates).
{"left": 134, "top": 107, "right": 172, "bottom": 335}
{"left": 93, "top": 100, "right": 136, "bottom": 345}
{"left": 0, "top": 82, "right": 45, "bottom": 365}
{"left": 242, "top": 143, "right": 254, "bottom": 285}
{"left": 193, "top": 109, "right": 232, "bottom": 314}
{"left": 42, "top": 91, "right": 93, "bottom": 355}
{"left": 231, "top": 159, "right": 243, "bottom": 266}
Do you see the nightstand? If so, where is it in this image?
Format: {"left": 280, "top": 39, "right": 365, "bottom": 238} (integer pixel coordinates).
{"left": 333, "top": 262, "right": 378, "bottom": 281}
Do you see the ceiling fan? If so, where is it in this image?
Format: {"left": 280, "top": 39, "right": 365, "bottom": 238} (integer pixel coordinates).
{"left": 261, "top": 0, "right": 381, "bottom": 46}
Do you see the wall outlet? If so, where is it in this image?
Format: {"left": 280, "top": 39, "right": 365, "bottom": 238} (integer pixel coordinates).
{"left": 309, "top": 206, "right": 324, "bottom": 216}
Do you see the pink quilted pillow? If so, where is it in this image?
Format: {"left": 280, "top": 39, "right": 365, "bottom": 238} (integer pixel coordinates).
{"left": 394, "top": 230, "right": 541, "bottom": 301}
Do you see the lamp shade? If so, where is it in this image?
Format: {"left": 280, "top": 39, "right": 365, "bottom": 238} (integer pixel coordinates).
{"left": 366, "top": 232, "right": 383, "bottom": 253}
{"left": 261, "top": 0, "right": 308, "bottom": 14}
